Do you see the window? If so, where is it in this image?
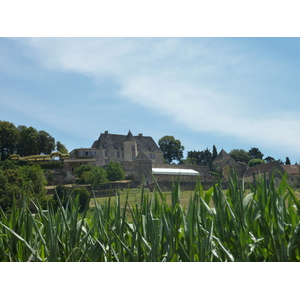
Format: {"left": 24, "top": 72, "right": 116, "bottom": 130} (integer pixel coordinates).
{"left": 105, "top": 150, "right": 108, "bottom": 157}
{"left": 105, "top": 159, "right": 109, "bottom": 165}
{"left": 86, "top": 151, "right": 88, "bottom": 156}
{"left": 150, "top": 153, "right": 156, "bottom": 159}
{"left": 117, "top": 151, "right": 120, "bottom": 158}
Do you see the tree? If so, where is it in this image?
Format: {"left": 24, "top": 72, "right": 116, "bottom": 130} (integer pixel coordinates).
{"left": 229, "top": 149, "right": 250, "bottom": 164}
{"left": 212, "top": 145, "right": 218, "bottom": 161}
{"left": 248, "top": 147, "right": 264, "bottom": 160}
{"left": 86, "top": 167, "right": 108, "bottom": 188}
{"left": 56, "top": 141, "right": 68, "bottom": 154}
{"left": 158, "top": 135, "right": 184, "bottom": 164}
{"left": 16, "top": 126, "right": 39, "bottom": 156}
{"left": 75, "top": 165, "right": 93, "bottom": 183}
{"left": 38, "top": 130, "right": 55, "bottom": 154}
{"left": 265, "top": 156, "right": 275, "bottom": 163}
{"left": 106, "top": 161, "right": 125, "bottom": 182}
{"left": 187, "top": 148, "right": 213, "bottom": 168}
{"left": 0, "top": 121, "right": 19, "bottom": 161}
{"left": 248, "top": 158, "right": 265, "bottom": 167}
{"left": 285, "top": 157, "right": 291, "bottom": 165}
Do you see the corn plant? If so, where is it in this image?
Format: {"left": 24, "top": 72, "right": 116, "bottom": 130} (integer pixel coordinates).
{"left": 1, "top": 171, "right": 300, "bottom": 261}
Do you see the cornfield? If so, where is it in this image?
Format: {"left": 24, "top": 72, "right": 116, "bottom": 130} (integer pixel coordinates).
{"left": 1, "top": 171, "right": 300, "bottom": 262}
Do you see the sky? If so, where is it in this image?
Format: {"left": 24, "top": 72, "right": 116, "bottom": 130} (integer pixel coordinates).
{"left": 1, "top": 37, "right": 300, "bottom": 163}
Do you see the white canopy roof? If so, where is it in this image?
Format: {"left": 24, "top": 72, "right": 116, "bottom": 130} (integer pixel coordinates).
{"left": 152, "top": 168, "right": 199, "bottom": 176}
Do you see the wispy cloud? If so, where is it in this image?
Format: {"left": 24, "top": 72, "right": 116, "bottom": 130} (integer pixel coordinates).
{"left": 7, "top": 37, "right": 300, "bottom": 158}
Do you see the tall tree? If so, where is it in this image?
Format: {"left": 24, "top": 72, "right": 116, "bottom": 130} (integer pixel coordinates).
{"left": 248, "top": 147, "right": 264, "bottom": 160}
{"left": 56, "top": 141, "right": 68, "bottom": 154}
{"left": 212, "top": 145, "right": 218, "bottom": 161}
{"left": 0, "top": 121, "right": 19, "bottom": 161}
{"left": 38, "top": 130, "right": 55, "bottom": 154}
{"left": 158, "top": 135, "right": 184, "bottom": 164}
{"left": 285, "top": 157, "right": 291, "bottom": 165}
{"left": 229, "top": 149, "right": 250, "bottom": 164}
{"left": 17, "top": 126, "right": 39, "bottom": 156}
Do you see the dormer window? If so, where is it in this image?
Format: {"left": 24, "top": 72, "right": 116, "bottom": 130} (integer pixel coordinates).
{"left": 103, "top": 142, "right": 108, "bottom": 148}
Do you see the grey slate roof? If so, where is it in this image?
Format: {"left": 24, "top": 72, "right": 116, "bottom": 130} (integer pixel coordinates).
{"left": 134, "top": 150, "right": 151, "bottom": 161}
{"left": 213, "top": 149, "right": 235, "bottom": 162}
{"left": 92, "top": 131, "right": 162, "bottom": 153}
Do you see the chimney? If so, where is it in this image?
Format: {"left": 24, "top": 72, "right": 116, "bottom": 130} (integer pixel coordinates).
{"left": 138, "top": 133, "right": 143, "bottom": 139}
{"left": 105, "top": 131, "right": 108, "bottom": 137}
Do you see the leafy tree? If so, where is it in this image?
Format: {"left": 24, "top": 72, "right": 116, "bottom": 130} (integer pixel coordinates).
{"left": 277, "top": 159, "right": 284, "bottom": 164}
{"left": 158, "top": 135, "right": 184, "bottom": 164}
{"left": 38, "top": 130, "right": 55, "bottom": 154}
{"left": 56, "top": 141, "right": 68, "bottom": 154}
{"left": 19, "top": 164, "right": 47, "bottom": 195}
{"left": 285, "top": 157, "right": 291, "bottom": 165}
{"left": 86, "top": 167, "right": 108, "bottom": 188}
{"left": 16, "top": 126, "right": 39, "bottom": 156}
{"left": 106, "top": 161, "right": 125, "bottom": 182}
{"left": 229, "top": 149, "right": 250, "bottom": 164}
{"left": 248, "top": 158, "right": 265, "bottom": 167}
{"left": 265, "top": 156, "right": 275, "bottom": 163}
{"left": 0, "top": 121, "right": 19, "bottom": 161}
{"left": 187, "top": 148, "right": 213, "bottom": 168}
{"left": 248, "top": 147, "right": 264, "bottom": 160}
{"left": 75, "top": 165, "right": 93, "bottom": 183}
{"left": 73, "top": 187, "right": 90, "bottom": 212}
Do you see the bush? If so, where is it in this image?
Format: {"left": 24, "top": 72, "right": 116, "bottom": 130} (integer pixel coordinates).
{"left": 73, "top": 187, "right": 90, "bottom": 212}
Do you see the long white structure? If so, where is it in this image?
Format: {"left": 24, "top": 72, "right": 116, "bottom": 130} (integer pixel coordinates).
{"left": 152, "top": 168, "right": 199, "bottom": 176}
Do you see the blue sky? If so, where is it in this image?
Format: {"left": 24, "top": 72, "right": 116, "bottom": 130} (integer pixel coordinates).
{"left": 1, "top": 37, "right": 300, "bottom": 163}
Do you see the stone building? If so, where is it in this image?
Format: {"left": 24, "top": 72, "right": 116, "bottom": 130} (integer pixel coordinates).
{"left": 212, "top": 149, "right": 247, "bottom": 179}
{"left": 64, "top": 130, "right": 164, "bottom": 179}
{"left": 91, "top": 130, "right": 164, "bottom": 166}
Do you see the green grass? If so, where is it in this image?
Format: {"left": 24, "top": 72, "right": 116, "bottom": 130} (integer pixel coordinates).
{"left": 1, "top": 171, "right": 300, "bottom": 261}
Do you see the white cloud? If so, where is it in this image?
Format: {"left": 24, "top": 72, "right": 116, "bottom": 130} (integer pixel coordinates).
{"left": 11, "top": 37, "right": 300, "bottom": 158}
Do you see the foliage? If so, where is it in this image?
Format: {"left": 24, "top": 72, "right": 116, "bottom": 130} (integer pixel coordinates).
{"left": 248, "top": 147, "right": 264, "bottom": 160}
{"left": 86, "top": 167, "right": 108, "bottom": 188}
{"left": 73, "top": 187, "right": 90, "bottom": 213}
{"left": 285, "top": 157, "right": 291, "bottom": 165}
{"left": 0, "top": 120, "right": 65, "bottom": 159}
{"left": 53, "top": 184, "right": 72, "bottom": 208}
{"left": 1, "top": 172, "right": 300, "bottom": 261}
{"left": 75, "top": 165, "right": 93, "bottom": 183}
{"left": 212, "top": 145, "right": 218, "bottom": 160}
{"left": 187, "top": 148, "right": 213, "bottom": 168}
{"left": 229, "top": 149, "right": 250, "bottom": 164}
{"left": 106, "top": 161, "right": 125, "bottom": 182}
{"left": 248, "top": 158, "right": 265, "bottom": 167}
{"left": 265, "top": 156, "right": 275, "bottom": 163}
{"left": 0, "top": 163, "right": 47, "bottom": 213}
{"left": 158, "top": 135, "right": 184, "bottom": 164}
{"left": 56, "top": 141, "right": 68, "bottom": 154}
{"left": 0, "top": 120, "right": 19, "bottom": 161}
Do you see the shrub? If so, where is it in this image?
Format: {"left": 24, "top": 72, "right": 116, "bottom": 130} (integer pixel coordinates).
{"left": 73, "top": 187, "right": 90, "bottom": 212}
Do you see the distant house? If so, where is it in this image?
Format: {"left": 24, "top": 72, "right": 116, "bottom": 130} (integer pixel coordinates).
{"left": 243, "top": 161, "right": 285, "bottom": 186}
{"left": 212, "top": 149, "right": 246, "bottom": 179}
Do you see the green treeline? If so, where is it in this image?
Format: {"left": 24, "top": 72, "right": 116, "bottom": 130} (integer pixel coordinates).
{"left": 0, "top": 120, "right": 68, "bottom": 161}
